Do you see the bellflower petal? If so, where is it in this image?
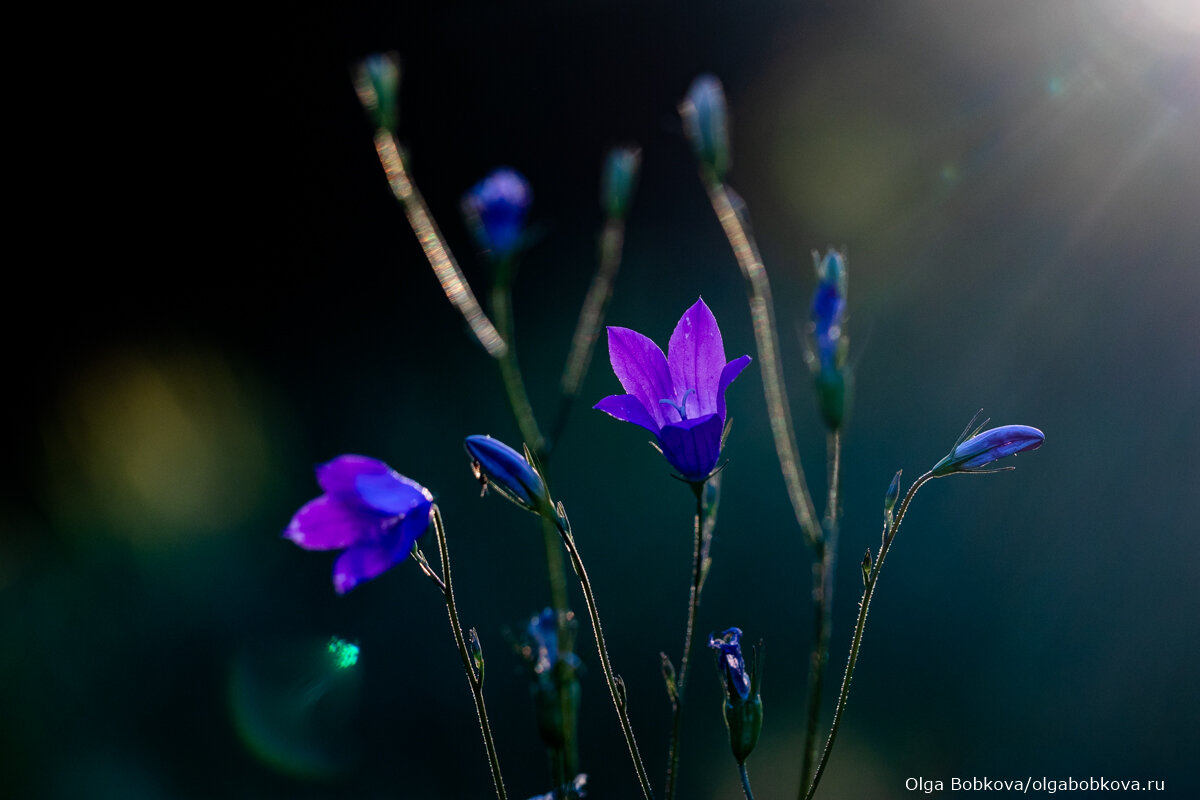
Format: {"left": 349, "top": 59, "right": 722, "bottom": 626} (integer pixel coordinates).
{"left": 594, "top": 393, "right": 661, "bottom": 434}
{"left": 285, "top": 455, "right": 434, "bottom": 593}
{"left": 332, "top": 529, "right": 416, "bottom": 595}
{"left": 606, "top": 326, "right": 675, "bottom": 428}
{"left": 284, "top": 495, "right": 387, "bottom": 550}
{"left": 658, "top": 413, "right": 724, "bottom": 482}
{"left": 715, "top": 355, "right": 752, "bottom": 422}
{"left": 667, "top": 297, "right": 726, "bottom": 419}
{"left": 596, "top": 299, "right": 750, "bottom": 483}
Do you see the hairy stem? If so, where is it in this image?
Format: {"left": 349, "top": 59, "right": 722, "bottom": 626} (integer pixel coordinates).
{"left": 552, "top": 512, "right": 656, "bottom": 800}
{"left": 800, "top": 431, "right": 842, "bottom": 794}
{"left": 665, "top": 481, "right": 709, "bottom": 800}
{"left": 804, "top": 472, "right": 934, "bottom": 800}
{"left": 739, "top": 762, "right": 757, "bottom": 800}
{"left": 431, "top": 506, "right": 508, "bottom": 800}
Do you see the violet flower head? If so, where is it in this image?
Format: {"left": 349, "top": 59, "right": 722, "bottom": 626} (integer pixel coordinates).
{"left": 594, "top": 298, "right": 751, "bottom": 483}
{"left": 463, "top": 167, "right": 532, "bottom": 258}
{"left": 284, "top": 455, "right": 433, "bottom": 594}
{"left": 931, "top": 413, "right": 1045, "bottom": 478}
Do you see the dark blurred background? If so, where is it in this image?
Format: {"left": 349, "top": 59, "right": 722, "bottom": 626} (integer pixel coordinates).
{"left": 4, "top": 1, "right": 1199, "bottom": 798}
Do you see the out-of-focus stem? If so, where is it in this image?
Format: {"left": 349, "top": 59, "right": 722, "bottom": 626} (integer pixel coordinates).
{"left": 702, "top": 178, "right": 821, "bottom": 548}
{"left": 552, "top": 511, "right": 655, "bottom": 800}
{"left": 739, "top": 762, "right": 757, "bottom": 800}
{"left": 804, "top": 472, "right": 933, "bottom": 800}
{"left": 800, "top": 431, "right": 841, "bottom": 794}
{"left": 552, "top": 217, "right": 626, "bottom": 448}
{"left": 372, "top": 130, "right": 506, "bottom": 358}
{"left": 431, "top": 506, "right": 508, "bottom": 800}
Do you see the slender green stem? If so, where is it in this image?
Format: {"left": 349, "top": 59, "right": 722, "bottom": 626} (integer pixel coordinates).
{"left": 553, "top": 217, "right": 626, "bottom": 448}
{"left": 431, "top": 506, "right": 508, "bottom": 800}
{"left": 665, "top": 481, "right": 708, "bottom": 800}
{"left": 739, "top": 762, "right": 757, "bottom": 800}
{"left": 490, "top": 272, "right": 546, "bottom": 457}
{"left": 703, "top": 178, "right": 821, "bottom": 547}
{"left": 552, "top": 511, "right": 655, "bottom": 800}
{"left": 804, "top": 472, "right": 934, "bottom": 800}
{"left": 371, "top": 130, "right": 506, "bottom": 358}
{"left": 800, "top": 431, "right": 842, "bottom": 794}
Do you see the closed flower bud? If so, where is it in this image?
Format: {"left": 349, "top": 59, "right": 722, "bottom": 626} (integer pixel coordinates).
{"left": 931, "top": 412, "right": 1045, "bottom": 478}
{"left": 602, "top": 145, "right": 642, "bottom": 220}
{"left": 680, "top": 74, "right": 731, "bottom": 180}
{"left": 466, "top": 435, "right": 551, "bottom": 514}
{"left": 352, "top": 52, "right": 400, "bottom": 134}
{"left": 709, "top": 627, "right": 763, "bottom": 764}
{"left": 808, "top": 248, "right": 851, "bottom": 430}
{"left": 462, "top": 168, "right": 533, "bottom": 259}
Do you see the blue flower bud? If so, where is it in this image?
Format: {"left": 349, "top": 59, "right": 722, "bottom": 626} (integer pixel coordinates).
{"left": 465, "top": 435, "right": 551, "bottom": 514}
{"left": 931, "top": 412, "right": 1045, "bottom": 478}
{"left": 352, "top": 52, "right": 400, "bottom": 134}
{"left": 680, "top": 75, "right": 731, "bottom": 180}
{"left": 462, "top": 168, "right": 533, "bottom": 259}
{"left": 809, "top": 249, "right": 851, "bottom": 430}
{"left": 709, "top": 627, "right": 763, "bottom": 764}
{"left": 521, "top": 609, "right": 582, "bottom": 753}
{"left": 601, "top": 145, "right": 642, "bottom": 219}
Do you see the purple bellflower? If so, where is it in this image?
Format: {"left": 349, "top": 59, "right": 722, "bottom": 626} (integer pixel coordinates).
{"left": 463, "top": 167, "right": 532, "bottom": 259}
{"left": 284, "top": 455, "right": 434, "bottom": 594}
{"left": 594, "top": 298, "right": 751, "bottom": 483}
{"left": 931, "top": 413, "right": 1045, "bottom": 477}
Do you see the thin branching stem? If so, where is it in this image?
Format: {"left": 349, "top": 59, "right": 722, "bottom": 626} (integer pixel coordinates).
{"left": 431, "top": 506, "right": 508, "bottom": 800}
{"left": 800, "top": 431, "right": 842, "bottom": 793}
{"left": 804, "top": 472, "right": 934, "bottom": 800}
{"left": 372, "top": 130, "right": 506, "bottom": 358}
{"left": 702, "top": 177, "right": 821, "bottom": 547}
{"left": 665, "top": 481, "right": 709, "bottom": 800}
{"left": 553, "top": 216, "right": 626, "bottom": 448}
{"left": 552, "top": 511, "right": 656, "bottom": 800}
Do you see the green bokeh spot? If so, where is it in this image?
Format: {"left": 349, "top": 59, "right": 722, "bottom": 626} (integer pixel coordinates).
{"left": 327, "top": 637, "right": 360, "bottom": 670}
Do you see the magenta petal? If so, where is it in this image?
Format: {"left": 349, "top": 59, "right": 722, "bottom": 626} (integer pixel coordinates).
{"left": 667, "top": 298, "right": 726, "bottom": 418}
{"left": 658, "top": 413, "right": 724, "bottom": 482}
{"left": 317, "top": 455, "right": 391, "bottom": 500}
{"left": 607, "top": 326, "right": 675, "bottom": 428}
{"left": 594, "top": 393, "right": 661, "bottom": 435}
{"left": 715, "top": 355, "right": 752, "bottom": 422}
{"left": 331, "top": 529, "right": 411, "bottom": 594}
{"left": 284, "top": 495, "right": 385, "bottom": 551}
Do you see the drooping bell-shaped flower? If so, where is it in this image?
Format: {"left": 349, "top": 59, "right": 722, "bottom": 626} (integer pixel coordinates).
{"left": 284, "top": 455, "right": 433, "bottom": 594}
{"left": 462, "top": 167, "right": 532, "bottom": 259}
{"left": 594, "top": 298, "right": 751, "bottom": 483}
{"left": 931, "top": 412, "right": 1045, "bottom": 477}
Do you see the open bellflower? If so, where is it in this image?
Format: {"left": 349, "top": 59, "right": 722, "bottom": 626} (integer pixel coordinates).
{"left": 931, "top": 414, "right": 1045, "bottom": 477}
{"left": 594, "top": 298, "right": 751, "bottom": 483}
{"left": 709, "top": 627, "right": 763, "bottom": 764}
{"left": 463, "top": 167, "right": 532, "bottom": 259}
{"left": 284, "top": 455, "right": 434, "bottom": 594}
